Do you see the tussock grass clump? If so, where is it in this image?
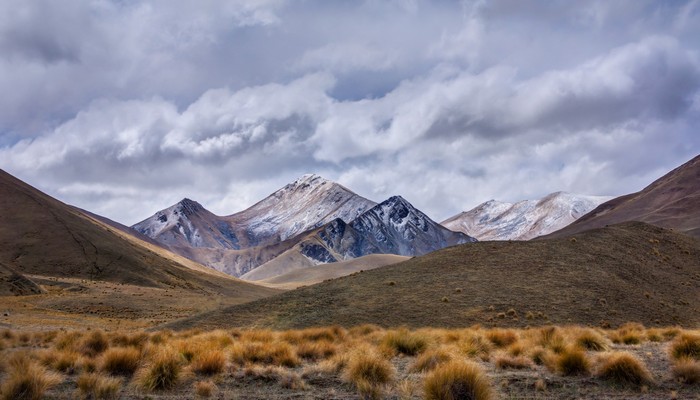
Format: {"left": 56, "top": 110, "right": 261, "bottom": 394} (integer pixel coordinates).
{"left": 536, "top": 326, "right": 565, "bottom": 352}
{"left": 191, "top": 350, "right": 226, "bottom": 376}
{"left": 194, "top": 380, "right": 216, "bottom": 398}
{"left": 100, "top": 347, "right": 141, "bottom": 376}
{"left": 459, "top": 334, "right": 492, "bottom": 359}
{"left": 596, "top": 352, "right": 653, "bottom": 386}
{"left": 494, "top": 354, "right": 533, "bottom": 370}
{"left": 81, "top": 330, "right": 110, "bottom": 357}
{"left": 485, "top": 329, "right": 518, "bottom": 348}
{"left": 343, "top": 350, "right": 395, "bottom": 399}
{"left": 382, "top": 328, "right": 429, "bottom": 356}
{"left": 669, "top": 333, "right": 700, "bottom": 361}
{"left": 45, "top": 350, "right": 80, "bottom": 374}
{"left": 672, "top": 358, "right": 700, "bottom": 384}
{"left": 135, "top": 347, "right": 182, "bottom": 391}
{"left": 76, "top": 373, "right": 121, "bottom": 400}
{"left": 296, "top": 340, "right": 337, "bottom": 361}
{"left": 110, "top": 332, "right": 149, "bottom": 349}
{"left": 231, "top": 342, "right": 300, "bottom": 367}
{"left": 55, "top": 331, "right": 82, "bottom": 352}
{"left": 0, "top": 353, "right": 61, "bottom": 400}
{"left": 410, "top": 348, "right": 454, "bottom": 373}
{"left": 575, "top": 329, "right": 609, "bottom": 351}
{"left": 556, "top": 348, "right": 590, "bottom": 376}
{"left": 424, "top": 360, "right": 493, "bottom": 400}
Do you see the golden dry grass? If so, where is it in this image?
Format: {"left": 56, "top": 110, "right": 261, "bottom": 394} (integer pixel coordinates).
{"left": 423, "top": 360, "right": 494, "bottom": 400}
{"left": 595, "top": 352, "right": 653, "bottom": 386}
{"left": 0, "top": 325, "right": 699, "bottom": 399}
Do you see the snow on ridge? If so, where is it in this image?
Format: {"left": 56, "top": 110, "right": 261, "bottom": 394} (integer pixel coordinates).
{"left": 442, "top": 192, "right": 612, "bottom": 241}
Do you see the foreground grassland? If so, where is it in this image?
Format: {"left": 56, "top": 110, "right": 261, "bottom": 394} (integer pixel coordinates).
{"left": 0, "top": 325, "right": 698, "bottom": 399}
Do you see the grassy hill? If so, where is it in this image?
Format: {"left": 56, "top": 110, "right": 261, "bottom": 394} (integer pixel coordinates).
{"left": 0, "top": 169, "right": 279, "bottom": 329}
{"left": 547, "top": 154, "right": 700, "bottom": 238}
{"left": 168, "top": 222, "right": 700, "bottom": 330}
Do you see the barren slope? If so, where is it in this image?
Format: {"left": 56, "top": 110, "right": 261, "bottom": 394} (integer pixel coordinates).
{"left": 168, "top": 222, "right": 700, "bottom": 330}
{"left": 255, "top": 254, "right": 410, "bottom": 289}
{"left": 547, "top": 154, "right": 700, "bottom": 238}
{"left": 0, "top": 168, "right": 277, "bottom": 298}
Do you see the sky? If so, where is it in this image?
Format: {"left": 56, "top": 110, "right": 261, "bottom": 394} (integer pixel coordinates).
{"left": 1, "top": 0, "right": 699, "bottom": 225}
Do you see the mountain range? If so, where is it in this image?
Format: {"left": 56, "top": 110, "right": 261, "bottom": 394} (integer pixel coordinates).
{"left": 133, "top": 175, "right": 474, "bottom": 278}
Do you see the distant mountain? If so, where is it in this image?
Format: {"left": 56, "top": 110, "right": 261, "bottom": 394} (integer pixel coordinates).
{"left": 546, "top": 154, "right": 700, "bottom": 238}
{"left": 442, "top": 192, "right": 610, "bottom": 241}
{"left": 133, "top": 174, "right": 377, "bottom": 276}
{"left": 242, "top": 196, "right": 476, "bottom": 281}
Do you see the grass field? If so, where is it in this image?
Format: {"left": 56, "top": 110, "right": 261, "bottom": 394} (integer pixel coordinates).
{"left": 0, "top": 325, "right": 698, "bottom": 399}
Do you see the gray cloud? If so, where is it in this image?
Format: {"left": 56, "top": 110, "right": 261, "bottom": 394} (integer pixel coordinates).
{"left": 0, "top": 0, "right": 699, "bottom": 225}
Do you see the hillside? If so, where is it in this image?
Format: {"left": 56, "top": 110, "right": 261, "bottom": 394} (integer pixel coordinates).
{"left": 168, "top": 222, "right": 700, "bottom": 330}
{"left": 0, "top": 168, "right": 277, "bottom": 300}
{"left": 254, "top": 254, "right": 410, "bottom": 289}
{"left": 547, "top": 154, "right": 700, "bottom": 238}
{"left": 442, "top": 192, "right": 610, "bottom": 240}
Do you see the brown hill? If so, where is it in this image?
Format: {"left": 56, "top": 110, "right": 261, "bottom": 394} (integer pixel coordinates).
{"left": 546, "top": 154, "right": 700, "bottom": 238}
{"left": 0, "top": 168, "right": 277, "bottom": 298}
{"left": 0, "top": 263, "right": 43, "bottom": 296}
{"left": 167, "top": 222, "right": 700, "bottom": 330}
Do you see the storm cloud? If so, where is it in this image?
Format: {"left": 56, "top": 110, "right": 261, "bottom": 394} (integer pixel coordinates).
{"left": 1, "top": 0, "right": 699, "bottom": 225}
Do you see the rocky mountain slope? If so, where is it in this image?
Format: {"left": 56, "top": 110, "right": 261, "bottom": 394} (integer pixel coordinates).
{"left": 546, "top": 154, "right": 700, "bottom": 238}
{"left": 442, "top": 192, "right": 610, "bottom": 240}
{"left": 134, "top": 176, "right": 474, "bottom": 279}
{"left": 242, "top": 196, "right": 475, "bottom": 281}
{"left": 132, "top": 174, "right": 377, "bottom": 276}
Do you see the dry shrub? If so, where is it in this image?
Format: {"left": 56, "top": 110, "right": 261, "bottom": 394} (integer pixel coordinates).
{"left": 55, "top": 331, "right": 82, "bottom": 352}
{"left": 230, "top": 342, "right": 299, "bottom": 367}
{"left": 349, "top": 324, "right": 383, "bottom": 337}
{"left": 81, "top": 330, "right": 110, "bottom": 357}
{"left": 296, "top": 340, "right": 337, "bottom": 361}
{"left": 423, "top": 360, "right": 493, "bottom": 400}
{"left": 596, "top": 352, "right": 653, "bottom": 386}
{"left": 45, "top": 350, "right": 80, "bottom": 374}
{"left": 529, "top": 346, "right": 550, "bottom": 366}
{"left": 556, "top": 348, "right": 590, "bottom": 376}
{"left": 343, "top": 350, "right": 395, "bottom": 400}
{"left": 100, "top": 347, "right": 141, "bottom": 376}
{"left": 277, "top": 369, "right": 308, "bottom": 390}
{"left": 111, "top": 332, "right": 149, "bottom": 349}
{"left": 135, "top": 347, "right": 182, "bottom": 391}
{"left": 194, "top": 380, "right": 216, "bottom": 398}
{"left": 669, "top": 333, "right": 700, "bottom": 361}
{"left": 485, "top": 329, "right": 518, "bottom": 348}
{"left": 76, "top": 373, "right": 121, "bottom": 400}
{"left": 536, "top": 326, "right": 565, "bottom": 352}
{"left": 0, "top": 353, "right": 61, "bottom": 400}
{"left": 506, "top": 342, "right": 525, "bottom": 357}
{"left": 410, "top": 348, "right": 454, "bottom": 373}
{"left": 382, "top": 328, "right": 429, "bottom": 356}
{"left": 672, "top": 358, "right": 700, "bottom": 384}
{"left": 575, "top": 329, "right": 609, "bottom": 351}
{"left": 191, "top": 350, "right": 226, "bottom": 375}
{"left": 494, "top": 354, "right": 533, "bottom": 370}
{"left": 459, "top": 334, "right": 491, "bottom": 359}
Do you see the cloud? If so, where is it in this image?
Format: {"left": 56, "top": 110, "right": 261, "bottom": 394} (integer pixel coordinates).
{"left": 0, "top": 1, "right": 699, "bottom": 225}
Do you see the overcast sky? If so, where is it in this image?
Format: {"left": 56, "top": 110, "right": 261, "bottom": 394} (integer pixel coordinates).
{"left": 1, "top": 0, "right": 699, "bottom": 225}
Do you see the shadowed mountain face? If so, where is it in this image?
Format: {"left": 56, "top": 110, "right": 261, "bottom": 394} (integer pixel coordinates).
{"left": 546, "top": 155, "right": 700, "bottom": 239}
{"left": 442, "top": 192, "right": 611, "bottom": 241}
{"left": 166, "top": 222, "right": 700, "bottom": 331}
{"left": 242, "top": 196, "right": 475, "bottom": 281}
{"left": 0, "top": 168, "right": 276, "bottom": 299}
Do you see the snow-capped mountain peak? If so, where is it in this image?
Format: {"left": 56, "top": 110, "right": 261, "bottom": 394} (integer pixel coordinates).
{"left": 442, "top": 192, "right": 612, "bottom": 241}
